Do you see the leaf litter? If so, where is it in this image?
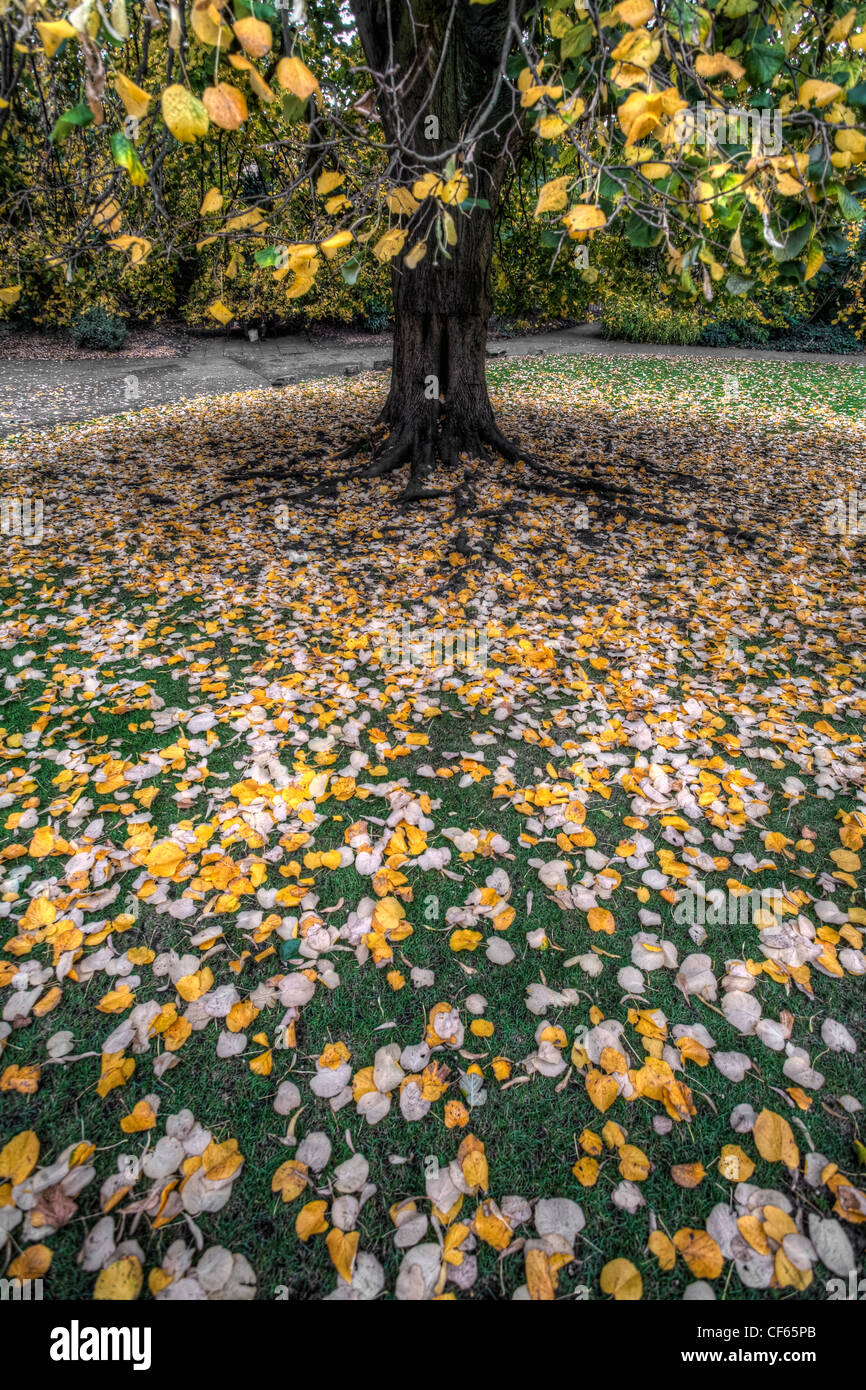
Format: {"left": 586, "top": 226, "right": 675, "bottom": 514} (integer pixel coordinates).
{"left": 0, "top": 354, "right": 865, "bottom": 1300}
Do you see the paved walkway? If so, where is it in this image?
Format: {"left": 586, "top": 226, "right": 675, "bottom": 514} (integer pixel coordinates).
{"left": 1, "top": 323, "right": 864, "bottom": 435}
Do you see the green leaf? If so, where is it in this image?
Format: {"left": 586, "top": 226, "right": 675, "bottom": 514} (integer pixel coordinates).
{"left": 254, "top": 246, "right": 283, "bottom": 267}
{"left": 561, "top": 21, "right": 592, "bottom": 59}
{"left": 847, "top": 82, "right": 866, "bottom": 108}
{"left": 726, "top": 272, "right": 754, "bottom": 296}
{"left": 772, "top": 219, "right": 812, "bottom": 263}
{"left": 745, "top": 42, "right": 784, "bottom": 86}
{"left": 109, "top": 133, "right": 147, "bottom": 187}
{"left": 281, "top": 93, "right": 308, "bottom": 124}
{"left": 830, "top": 183, "right": 864, "bottom": 221}
{"left": 340, "top": 256, "right": 362, "bottom": 285}
{"left": 625, "top": 212, "right": 661, "bottom": 248}
{"left": 599, "top": 172, "right": 626, "bottom": 202}
{"left": 278, "top": 937, "right": 301, "bottom": 962}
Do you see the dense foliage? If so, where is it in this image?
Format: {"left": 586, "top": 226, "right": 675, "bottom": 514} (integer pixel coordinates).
{"left": 0, "top": 0, "right": 864, "bottom": 342}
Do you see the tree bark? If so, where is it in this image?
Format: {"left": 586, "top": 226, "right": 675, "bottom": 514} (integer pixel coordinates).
{"left": 350, "top": 0, "right": 527, "bottom": 488}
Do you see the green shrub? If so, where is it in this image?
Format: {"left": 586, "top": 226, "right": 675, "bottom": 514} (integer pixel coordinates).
{"left": 70, "top": 306, "right": 128, "bottom": 351}
{"left": 767, "top": 321, "right": 862, "bottom": 354}
{"left": 361, "top": 294, "right": 391, "bottom": 334}
{"left": 600, "top": 298, "right": 702, "bottom": 346}
{"left": 698, "top": 319, "right": 770, "bottom": 347}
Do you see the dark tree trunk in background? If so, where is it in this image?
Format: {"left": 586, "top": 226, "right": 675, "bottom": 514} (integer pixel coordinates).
{"left": 351, "top": 0, "right": 526, "bottom": 488}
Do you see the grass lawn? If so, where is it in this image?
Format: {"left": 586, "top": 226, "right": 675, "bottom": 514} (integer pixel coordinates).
{"left": 1, "top": 351, "right": 865, "bottom": 1302}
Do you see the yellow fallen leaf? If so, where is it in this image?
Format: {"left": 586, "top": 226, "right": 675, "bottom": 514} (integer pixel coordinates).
{"left": 326, "top": 1227, "right": 358, "bottom": 1282}
{"left": 94, "top": 1255, "right": 143, "bottom": 1300}
{"left": 0, "top": 1129, "right": 39, "bottom": 1185}
{"left": 600, "top": 1257, "right": 642, "bottom": 1300}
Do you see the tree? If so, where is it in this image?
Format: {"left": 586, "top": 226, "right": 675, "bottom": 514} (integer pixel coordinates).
{"left": 1, "top": 0, "right": 865, "bottom": 500}
{"left": 349, "top": 1, "right": 531, "bottom": 490}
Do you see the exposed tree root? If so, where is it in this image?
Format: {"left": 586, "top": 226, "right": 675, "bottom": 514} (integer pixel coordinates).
{"left": 205, "top": 405, "right": 761, "bottom": 569}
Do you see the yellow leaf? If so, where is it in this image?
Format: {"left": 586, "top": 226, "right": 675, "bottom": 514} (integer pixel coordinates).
{"left": 233, "top": 15, "right": 272, "bottom": 57}
{"left": 227, "top": 999, "right": 259, "bottom": 1032}
{"left": 120, "top": 1100, "right": 157, "bottom": 1133}
{"left": 36, "top": 20, "right": 78, "bottom": 57}
{"left": 276, "top": 56, "right": 320, "bottom": 102}
{"left": 29, "top": 826, "right": 56, "bottom": 858}
{"left": 190, "top": 0, "right": 231, "bottom": 46}
{"left": 718, "top": 1144, "right": 755, "bottom": 1182}
{"left": 316, "top": 170, "right": 345, "bottom": 195}
{"left": 586, "top": 1069, "right": 619, "bottom": 1112}
{"left": 753, "top": 1107, "right": 799, "bottom": 1168}
{"left": 618, "top": 1144, "right": 650, "bottom": 1181}
{"left": 525, "top": 1247, "right": 556, "bottom": 1300}
{"left": 373, "top": 228, "right": 408, "bottom": 262}
{"left": 161, "top": 84, "right": 209, "bottom": 142}
{"left": 94, "top": 1255, "right": 143, "bottom": 1300}
{"left": 250, "top": 1047, "right": 273, "bottom": 1076}
{"left": 470, "top": 1019, "right": 494, "bottom": 1037}
{"left": 461, "top": 1146, "right": 489, "bottom": 1193}
{"left": 587, "top": 906, "right": 615, "bottom": 934}
{"left": 572, "top": 1156, "right": 599, "bottom": 1186}
{"left": 612, "top": 0, "right": 654, "bottom": 26}
{"left": 107, "top": 236, "right": 152, "bottom": 266}
{"left": 202, "top": 83, "right": 248, "bottom": 131}
{"left": 200, "top": 186, "right": 224, "bottom": 215}
{"left": 296, "top": 1199, "right": 329, "bottom": 1241}
{"left": 602, "top": 1120, "right": 627, "bottom": 1149}
{"left": 449, "top": 928, "right": 482, "bottom": 951}
{"left": 97, "top": 1051, "right": 134, "bottom": 1097}
{"left": 272, "top": 1158, "right": 308, "bottom": 1201}
{"left": 9, "top": 1244, "right": 52, "bottom": 1280}
{"left": 798, "top": 79, "right": 843, "bottom": 108}
{"left": 202, "top": 1138, "right": 243, "bottom": 1181}
{"left": 639, "top": 162, "right": 671, "bottom": 180}
{"left": 600, "top": 1257, "right": 642, "bottom": 1300}
{"left": 0, "top": 1129, "right": 39, "bottom": 1185}
{"left": 114, "top": 73, "right": 151, "bottom": 118}
{"left": 326, "top": 1227, "right": 359, "bottom": 1282}
{"left": 474, "top": 1200, "right": 513, "bottom": 1249}
{"left": 671, "top": 1162, "right": 706, "bottom": 1188}
{"left": 97, "top": 986, "right": 135, "bottom": 1014}
{"left": 648, "top": 1230, "right": 676, "bottom": 1270}
{"left": 537, "top": 114, "right": 567, "bottom": 139}
{"left": 695, "top": 52, "right": 745, "bottom": 81}
{"left": 828, "top": 8, "right": 856, "bottom": 41}
{"left": 830, "top": 847, "right": 860, "bottom": 872}
{"left": 440, "top": 173, "right": 469, "bottom": 205}
{"left": 387, "top": 186, "right": 420, "bottom": 216}
{"left": 319, "top": 230, "right": 353, "bottom": 260}
{"left": 562, "top": 204, "right": 607, "bottom": 235}
{"left": 143, "top": 840, "right": 186, "bottom": 877}
{"left": 534, "top": 174, "right": 571, "bottom": 217}
{"left": 404, "top": 241, "right": 427, "bottom": 269}
{"left": 207, "top": 299, "right": 234, "bottom": 326}
{"left": 286, "top": 271, "right": 316, "bottom": 299}
{"left": 673, "top": 1228, "right": 724, "bottom": 1278}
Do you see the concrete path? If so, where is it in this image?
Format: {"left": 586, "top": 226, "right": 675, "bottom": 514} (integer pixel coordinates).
{"left": 2, "top": 322, "right": 864, "bottom": 436}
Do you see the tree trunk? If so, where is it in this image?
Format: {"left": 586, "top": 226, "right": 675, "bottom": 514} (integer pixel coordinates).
{"left": 376, "top": 200, "right": 504, "bottom": 473}
{"left": 350, "top": 0, "right": 526, "bottom": 491}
